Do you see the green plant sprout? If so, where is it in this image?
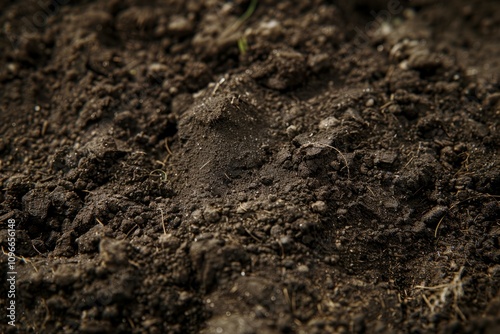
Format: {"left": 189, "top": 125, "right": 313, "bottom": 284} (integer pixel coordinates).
{"left": 150, "top": 167, "right": 168, "bottom": 182}
{"left": 238, "top": 37, "right": 249, "bottom": 54}
{"left": 219, "top": 0, "right": 258, "bottom": 53}
{"left": 237, "top": 0, "right": 258, "bottom": 54}
{"left": 239, "top": 0, "right": 258, "bottom": 23}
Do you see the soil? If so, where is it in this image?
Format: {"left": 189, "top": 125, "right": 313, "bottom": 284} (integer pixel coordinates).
{"left": 1, "top": 0, "right": 499, "bottom": 333}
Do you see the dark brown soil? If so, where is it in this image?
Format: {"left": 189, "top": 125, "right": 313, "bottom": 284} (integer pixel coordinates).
{"left": 1, "top": 0, "right": 499, "bottom": 333}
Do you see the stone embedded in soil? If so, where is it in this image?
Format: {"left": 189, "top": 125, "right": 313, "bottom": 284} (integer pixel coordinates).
{"left": 311, "top": 200, "right": 328, "bottom": 213}
{"left": 167, "top": 16, "right": 194, "bottom": 36}
{"left": 421, "top": 205, "right": 448, "bottom": 227}
{"left": 203, "top": 206, "right": 221, "bottom": 223}
{"left": 319, "top": 116, "right": 340, "bottom": 130}
{"left": 374, "top": 150, "right": 398, "bottom": 166}
{"left": 297, "top": 264, "right": 310, "bottom": 273}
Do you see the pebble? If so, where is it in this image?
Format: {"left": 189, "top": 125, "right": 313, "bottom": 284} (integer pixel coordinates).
{"left": 336, "top": 208, "right": 348, "bottom": 215}
{"left": 383, "top": 198, "right": 399, "bottom": 210}
{"left": 319, "top": 116, "right": 340, "bottom": 130}
{"left": 191, "top": 209, "right": 203, "bottom": 221}
{"left": 167, "top": 16, "right": 193, "bottom": 36}
{"left": 203, "top": 207, "right": 221, "bottom": 223}
{"left": 374, "top": 150, "right": 398, "bottom": 165}
{"left": 311, "top": 201, "right": 328, "bottom": 213}
{"left": 286, "top": 125, "right": 298, "bottom": 138}
{"left": 421, "top": 205, "right": 448, "bottom": 226}
{"left": 297, "top": 265, "right": 309, "bottom": 273}
{"left": 280, "top": 236, "right": 292, "bottom": 246}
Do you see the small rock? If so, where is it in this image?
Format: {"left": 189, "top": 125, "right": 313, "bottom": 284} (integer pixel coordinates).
{"left": 374, "top": 151, "right": 398, "bottom": 165}
{"left": 408, "top": 50, "right": 441, "bottom": 70}
{"left": 280, "top": 236, "right": 292, "bottom": 246}
{"left": 286, "top": 125, "right": 298, "bottom": 138}
{"left": 297, "top": 265, "right": 309, "bottom": 273}
{"left": 421, "top": 205, "right": 448, "bottom": 227}
{"left": 336, "top": 208, "right": 348, "bottom": 215}
{"left": 147, "top": 63, "right": 167, "bottom": 74}
{"left": 319, "top": 116, "right": 340, "bottom": 130}
{"left": 203, "top": 207, "right": 221, "bottom": 223}
{"left": 167, "top": 16, "right": 193, "bottom": 36}
{"left": 383, "top": 198, "right": 399, "bottom": 210}
{"left": 257, "top": 19, "right": 283, "bottom": 39}
{"left": 343, "top": 108, "right": 364, "bottom": 123}
{"left": 191, "top": 209, "right": 203, "bottom": 221}
{"left": 311, "top": 201, "right": 328, "bottom": 213}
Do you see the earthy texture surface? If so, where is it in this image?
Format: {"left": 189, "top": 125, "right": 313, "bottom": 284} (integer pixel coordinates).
{"left": 1, "top": 0, "right": 499, "bottom": 333}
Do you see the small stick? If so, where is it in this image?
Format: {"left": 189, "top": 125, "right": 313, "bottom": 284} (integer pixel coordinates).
{"left": 422, "top": 294, "right": 433, "bottom": 311}
{"left": 159, "top": 208, "right": 167, "bottom": 236}
{"left": 165, "top": 140, "right": 173, "bottom": 156}
{"left": 96, "top": 218, "right": 105, "bottom": 227}
{"left": 434, "top": 215, "right": 446, "bottom": 238}
{"left": 212, "top": 77, "right": 226, "bottom": 96}
{"left": 403, "top": 156, "right": 415, "bottom": 169}
{"left": 199, "top": 160, "right": 211, "bottom": 170}
{"left": 244, "top": 226, "right": 261, "bottom": 242}
{"left": 415, "top": 284, "right": 453, "bottom": 290}
{"left": 22, "top": 256, "right": 39, "bottom": 273}
{"left": 32, "top": 243, "right": 43, "bottom": 255}
{"left": 125, "top": 224, "right": 139, "bottom": 239}
{"left": 316, "top": 143, "right": 350, "bottom": 179}
{"left": 283, "top": 288, "right": 291, "bottom": 310}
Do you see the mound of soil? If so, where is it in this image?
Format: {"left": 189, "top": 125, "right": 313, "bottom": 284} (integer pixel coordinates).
{"left": 1, "top": 0, "right": 499, "bottom": 333}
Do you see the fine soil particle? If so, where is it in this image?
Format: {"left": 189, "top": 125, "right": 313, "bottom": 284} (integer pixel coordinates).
{"left": 1, "top": 0, "right": 500, "bottom": 333}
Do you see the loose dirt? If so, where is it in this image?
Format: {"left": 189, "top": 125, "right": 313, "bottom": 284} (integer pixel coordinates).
{"left": 1, "top": 0, "right": 499, "bottom": 333}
